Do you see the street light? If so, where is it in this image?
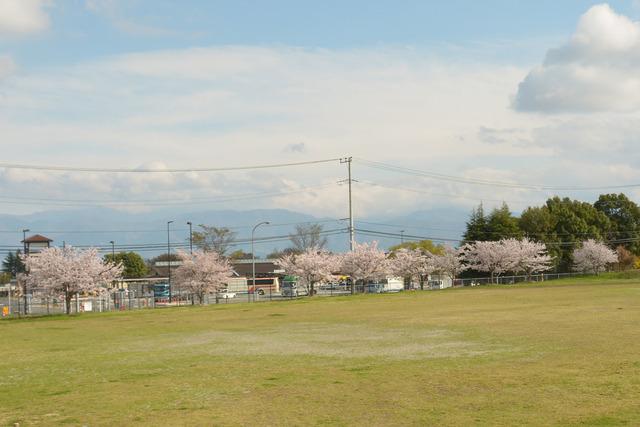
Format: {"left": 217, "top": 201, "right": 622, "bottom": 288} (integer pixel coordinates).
{"left": 167, "top": 221, "right": 174, "bottom": 303}
{"left": 251, "top": 221, "right": 270, "bottom": 302}
{"left": 109, "top": 240, "right": 115, "bottom": 259}
{"left": 187, "top": 221, "right": 193, "bottom": 254}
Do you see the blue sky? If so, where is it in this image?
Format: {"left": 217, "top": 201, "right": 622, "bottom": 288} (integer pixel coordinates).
{"left": 6, "top": 1, "right": 639, "bottom": 66}
{"left": 2, "top": 1, "right": 640, "bottom": 220}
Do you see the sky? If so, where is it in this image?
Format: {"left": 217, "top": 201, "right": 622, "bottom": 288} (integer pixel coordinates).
{"left": 2, "top": 0, "right": 640, "bottom": 223}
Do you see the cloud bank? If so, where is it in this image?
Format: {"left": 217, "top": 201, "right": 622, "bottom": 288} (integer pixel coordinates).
{"left": 515, "top": 4, "right": 640, "bottom": 113}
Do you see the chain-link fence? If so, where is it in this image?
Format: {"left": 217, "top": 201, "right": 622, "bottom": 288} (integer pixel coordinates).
{"left": 0, "top": 271, "right": 602, "bottom": 318}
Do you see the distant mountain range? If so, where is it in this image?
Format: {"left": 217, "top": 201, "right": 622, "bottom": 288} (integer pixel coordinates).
{"left": 0, "top": 206, "right": 470, "bottom": 258}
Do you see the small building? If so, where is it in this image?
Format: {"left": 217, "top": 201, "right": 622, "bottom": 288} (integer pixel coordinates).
{"left": 231, "top": 259, "right": 281, "bottom": 278}
{"left": 427, "top": 273, "right": 453, "bottom": 290}
{"left": 22, "top": 234, "right": 53, "bottom": 255}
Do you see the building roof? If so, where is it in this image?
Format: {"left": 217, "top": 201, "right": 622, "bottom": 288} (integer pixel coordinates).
{"left": 22, "top": 234, "right": 53, "bottom": 243}
{"left": 231, "top": 260, "right": 281, "bottom": 277}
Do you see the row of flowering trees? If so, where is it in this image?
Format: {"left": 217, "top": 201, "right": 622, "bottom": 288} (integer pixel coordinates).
{"left": 275, "top": 242, "right": 467, "bottom": 295}
{"left": 21, "top": 247, "right": 235, "bottom": 314}
{"left": 22, "top": 237, "right": 619, "bottom": 314}
{"left": 275, "top": 238, "right": 621, "bottom": 294}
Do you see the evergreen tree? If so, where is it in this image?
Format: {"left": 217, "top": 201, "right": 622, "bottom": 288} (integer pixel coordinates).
{"left": 487, "top": 203, "right": 522, "bottom": 240}
{"left": 463, "top": 203, "right": 489, "bottom": 242}
{"left": 2, "top": 250, "right": 25, "bottom": 278}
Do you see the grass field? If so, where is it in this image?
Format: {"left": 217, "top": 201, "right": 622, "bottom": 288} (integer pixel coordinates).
{"left": 2, "top": 277, "right": 640, "bottom": 426}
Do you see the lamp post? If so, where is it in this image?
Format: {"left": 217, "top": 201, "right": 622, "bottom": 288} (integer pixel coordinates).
{"left": 187, "top": 221, "right": 193, "bottom": 254}
{"left": 109, "top": 240, "right": 115, "bottom": 259}
{"left": 251, "top": 221, "right": 270, "bottom": 302}
{"left": 167, "top": 221, "right": 174, "bottom": 303}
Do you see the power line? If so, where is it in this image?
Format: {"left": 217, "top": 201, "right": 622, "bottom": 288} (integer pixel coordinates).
{"left": 0, "top": 183, "right": 339, "bottom": 207}
{"left": 0, "top": 218, "right": 347, "bottom": 235}
{"left": 356, "top": 158, "right": 640, "bottom": 191}
{"left": 356, "top": 227, "right": 640, "bottom": 248}
{"left": 355, "top": 180, "right": 536, "bottom": 205}
{"left": 0, "top": 158, "right": 342, "bottom": 173}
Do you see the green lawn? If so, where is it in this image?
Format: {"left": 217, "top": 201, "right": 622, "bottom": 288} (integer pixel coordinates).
{"left": 2, "top": 278, "right": 640, "bottom": 426}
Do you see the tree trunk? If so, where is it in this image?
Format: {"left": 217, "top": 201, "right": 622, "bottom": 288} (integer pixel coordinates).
{"left": 309, "top": 282, "right": 315, "bottom": 297}
{"left": 65, "top": 292, "right": 72, "bottom": 315}
{"left": 351, "top": 279, "right": 355, "bottom": 295}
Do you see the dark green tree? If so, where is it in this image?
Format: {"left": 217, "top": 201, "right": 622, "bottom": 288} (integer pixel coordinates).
{"left": 463, "top": 202, "right": 521, "bottom": 242}
{"left": 487, "top": 202, "right": 522, "bottom": 240}
{"left": 104, "top": 252, "right": 148, "bottom": 278}
{"left": 594, "top": 193, "right": 640, "bottom": 255}
{"left": 2, "top": 250, "right": 25, "bottom": 278}
{"left": 463, "top": 203, "right": 489, "bottom": 242}
{"left": 521, "top": 197, "right": 611, "bottom": 272}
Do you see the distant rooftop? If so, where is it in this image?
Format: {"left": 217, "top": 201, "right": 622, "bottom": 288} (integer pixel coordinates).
{"left": 22, "top": 234, "right": 53, "bottom": 244}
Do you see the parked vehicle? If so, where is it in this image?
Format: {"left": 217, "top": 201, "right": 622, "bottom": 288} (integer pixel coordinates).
{"left": 281, "top": 275, "right": 308, "bottom": 297}
{"left": 363, "top": 277, "right": 404, "bottom": 293}
{"left": 226, "top": 277, "right": 248, "bottom": 293}
{"left": 217, "top": 289, "right": 236, "bottom": 299}
{"left": 247, "top": 277, "right": 280, "bottom": 295}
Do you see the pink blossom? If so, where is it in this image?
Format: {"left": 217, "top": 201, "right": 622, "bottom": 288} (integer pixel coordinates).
{"left": 340, "top": 241, "right": 389, "bottom": 293}
{"left": 23, "top": 247, "right": 123, "bottom": 314}
{"left": 173, "top": 250, "right": 234, "bottom": 303}
{"left": 276, "top": 247, "right": 339, "bottom": 296}
{"left": 573, "top": 239, "right": 617, "bottom": 274}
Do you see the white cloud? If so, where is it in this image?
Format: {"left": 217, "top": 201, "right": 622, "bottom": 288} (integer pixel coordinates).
{"left": 0, "top": 0, "right": 50, "bottom": 36}
{"left": 515, "top": 4, "right": 640, "bottom": 113}
{"left": 1, "top": 43, "right": 638, "bottom": 217}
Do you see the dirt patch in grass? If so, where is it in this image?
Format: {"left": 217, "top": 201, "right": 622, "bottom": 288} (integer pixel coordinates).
{"left": 157, "top": 323, "right": 504, "bottom": 360}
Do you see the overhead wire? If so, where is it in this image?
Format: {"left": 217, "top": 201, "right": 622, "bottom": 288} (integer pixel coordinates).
{"left": 355, "top": 158, "right": 640, "bottom": 191}
{"left": 0, "top": 158, "right": 342, "bottom": 173}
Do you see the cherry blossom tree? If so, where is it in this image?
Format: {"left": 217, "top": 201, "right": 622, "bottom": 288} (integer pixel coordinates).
{"left": 432, "top": 246, "right": 467, "bottom": 286}
{"left": 173, "top": 250, "right": 233, "bottom": 304}
{"left": 507, "top": 238, "right": 553, "bottom": 280}
{"left": 462, "top": 240, "right": 515, "bottom": 283}
{"left": 276, "top": 247, "right": 339, "bottom": 296}
{"left": 340, "top": 241, "right": 389, "bottom": 294}
{"left": 23, "top": 247, "right": 123, "bottom": 314}
{"left": 389, "top": 248, "right": 434, "bottom": 290}
{"left": 573, "top": 239, "right": 618, "bottom": 274}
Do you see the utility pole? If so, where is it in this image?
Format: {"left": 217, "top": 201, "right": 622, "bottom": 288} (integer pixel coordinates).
{"left": 340, "top": 157, "right": 355, "bottom": 250}
{"left": 167, "top": 221, "right": 174, "bottom": 303}
{"left": 400, "top": 230, "right": 405, "bottom": 244}
{"left": 22, "top": 228, "right": 29, "bottom": 315}
{"left": 187, "top": 221, "right": 193, "bottom": 254}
